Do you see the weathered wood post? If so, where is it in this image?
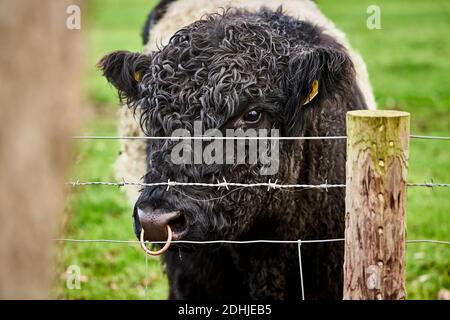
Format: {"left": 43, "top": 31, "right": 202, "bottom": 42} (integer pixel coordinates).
{"left": 343, "top": 110, "right": 410, "bottom": 300}
{"left": 0, "top": 0, "right": 82, "bottom": 298}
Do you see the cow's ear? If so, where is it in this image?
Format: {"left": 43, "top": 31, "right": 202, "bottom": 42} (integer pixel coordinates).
{"left": 285, "top": 45, "right": 355, "bottom": 134}
{"left": 98, "top": 50, "right": 150, "bottom": 102}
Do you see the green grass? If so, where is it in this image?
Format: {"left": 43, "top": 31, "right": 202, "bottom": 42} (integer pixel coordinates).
{"left": 55, "top": 112, "right": 168, "bottom": 299}
{"left": 55, "top": 0, "right": 449, "bottom": 300}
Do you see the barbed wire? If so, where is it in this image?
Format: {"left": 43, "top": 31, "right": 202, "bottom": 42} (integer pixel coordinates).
{"left": 54, "top": 238, "right": 450, "bottom": 245}
{"left": 407, "top": 183, "right": 450, "bottom": 188}
{"left": 66, "top": 180, "right": 450, "bottom": 189}
{"left": 66, "top": 180, "right": 346, "bottom": 190}
{"left": 72, "top": 134, "right": 450, "bottom": 140}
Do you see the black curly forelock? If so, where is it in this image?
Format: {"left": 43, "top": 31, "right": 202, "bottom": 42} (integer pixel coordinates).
{"left": 136, "top": 10, "right": 294, "bottom": 136}
{"left": 100, "top": 8, "right": 355, "bottom": 138}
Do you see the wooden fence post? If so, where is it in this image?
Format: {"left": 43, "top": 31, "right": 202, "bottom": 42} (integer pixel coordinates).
{"left": 343, "top": 110, "right": 410, "bottom": 300}
{"left": 0, "top": 0, "right": 82, "bottom": 298}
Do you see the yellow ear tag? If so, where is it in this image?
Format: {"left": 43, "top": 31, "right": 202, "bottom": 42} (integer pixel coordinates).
{"left": 303, "top": 80, "right": 319, "bottom": 105}
{"left": 134, "top": 71, "right": 142, "bottom": 82}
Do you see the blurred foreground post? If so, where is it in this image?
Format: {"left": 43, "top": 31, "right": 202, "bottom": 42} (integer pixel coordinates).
{"left": 0, "top": 0, "right": 82, "bottom": 298}
{"left": 343, "top": 110, "right": 410, "bottom": 300}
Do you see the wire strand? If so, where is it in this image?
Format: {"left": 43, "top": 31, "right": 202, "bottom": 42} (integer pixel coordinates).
{"left": 66, "top": 180, "right": 450, "bottom": 189}
{"left": 72, "top": 135, "right": 346, "bottom": 140}
{"left": 297, "top": 240, "right": 305, "bottom": 301}
{"left": 72, "top": 135, "right": 450, "bottom": 140}
{"left": 54, "top": 238, "right": 450, "bottom": 245}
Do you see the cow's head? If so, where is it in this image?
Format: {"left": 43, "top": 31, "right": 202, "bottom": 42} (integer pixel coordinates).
{"left": 98, "top": 9, "right": 355, "bottom": 248}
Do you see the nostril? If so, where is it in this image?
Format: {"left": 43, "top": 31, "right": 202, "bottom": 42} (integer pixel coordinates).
{"left": 168, "top": 213, "right": 187, "bottom": 234}
{"left": 136, "top": 208, "right": 184, "bottom": 241}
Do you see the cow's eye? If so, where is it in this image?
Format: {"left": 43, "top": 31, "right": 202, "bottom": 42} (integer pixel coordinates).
{"left": 242, "top": 110, "right": 261, "bottom": 123}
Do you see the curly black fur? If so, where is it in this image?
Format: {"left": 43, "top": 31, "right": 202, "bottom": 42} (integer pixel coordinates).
{"left": 99, "top": 8, "right": 367, "bottom": 300}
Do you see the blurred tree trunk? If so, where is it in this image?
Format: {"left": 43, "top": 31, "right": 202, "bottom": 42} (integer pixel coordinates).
{"left": 0, "top": 0, "right": 83, "bottom": 299}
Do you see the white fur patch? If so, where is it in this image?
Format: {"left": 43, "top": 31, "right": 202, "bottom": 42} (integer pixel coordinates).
{"left": 119, "top": 0, "right": 376, "bottom": 203}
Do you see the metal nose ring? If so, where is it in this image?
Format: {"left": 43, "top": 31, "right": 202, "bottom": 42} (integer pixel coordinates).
{"left": 139, "top": 225, "right": 173, "bottom": 256}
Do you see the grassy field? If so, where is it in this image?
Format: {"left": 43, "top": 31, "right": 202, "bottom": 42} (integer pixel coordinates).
{"left": 55, "top": 0, "right": 449, "bottom": 300}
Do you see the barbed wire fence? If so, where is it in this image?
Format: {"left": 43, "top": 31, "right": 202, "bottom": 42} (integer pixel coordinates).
{"left": 61, "top": 128, "right": 450, "bottom": 300}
